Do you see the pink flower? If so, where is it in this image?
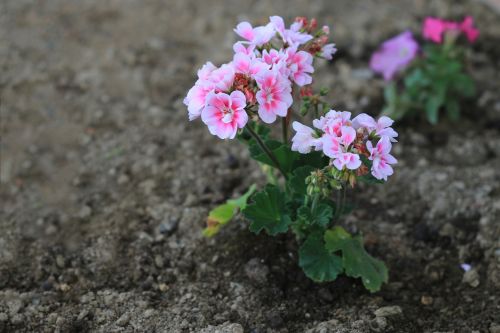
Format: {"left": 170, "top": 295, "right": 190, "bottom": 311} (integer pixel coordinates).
{"left": 207, "top": 63, "right": 235, "bottom": 92}
{"left": 291, "top": 121, "right": 317, "bottom": 153}
{"left": 460, "top": 16, "right": 479, "bottom": 43}
{"left": 197, "top": 62, "right": 217, "bottom": 80}
{"left": 370, "top": 31, "right": 419, "bottom": 81}
{"left": 184, "top": 83, "right": 212, "bottom": 120}
{"left": 233, "top": 42, "right": 255, "bottom": 56}
{"left": 270, "top": 16, "right": 313, "bottom": 47}
{"left": 234, "top": 21, "right": 275, "bottom": 47}
{"left": 366, "top": 136, "right": 397, "bottom": 180}
{"left": 255, "top": 68, "right": 293, "bottom": 124}
{"left": 422, "top": 17, "right": 463, "bottom": 44}
{"left": 261, "top": 49, "right": 289, "bottom": 76}
{"left": 422, "top": 17, "right": 448, "bottom": 43}
{"left": 352, "top": 114, "right": 398, "bottom": 142}
{"left": 286, "top": 48, "right": 314, "bottom": 86}
{"left": 423, "top": 16, "right": 479, "bottom": 44}
{"left": 322, "top": 129, "right": 361, "bottom": 171}
{"left": 320, "top": 43, "right": 337, "bottom": 60}
{"left": 184, "top": 63, "right": 236, "bottom": 120}
{"left": 333, "top": 153, "right": 362, "bottom": 171}
{"left": 201, "top": 91, "right": 248, "bottom": 139}
{"left": 313, "top": 110, "right": 352, "bottom": 137}
{"left": 233, "top": 53, "right": 268, "bottom": 77}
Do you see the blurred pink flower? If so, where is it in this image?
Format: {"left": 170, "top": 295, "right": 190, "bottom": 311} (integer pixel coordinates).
{"left": 423, "top": 16, "right": 478, "bottom": 44}
{"left": 352, "top": 114, "right": 398, "bottom": 142}
{"left": 270, "top": 16, "right": 313, "bottom": 48}
{"left": 201, "top": 91, "right": 248, "bottom": 139}
{"left": 366, "top": 136, "right": 397, "bottom": 180}
{"left": 233, "top": 53, "right": 268, "bottom": 77}
{"left": 370, "top": 31, "right": 419, "bottom": 81}
{"left": 234, "top": 21, "right": 275, "bottom": 47}
{"left": 286, "top": 48, "right": 314, "bottom": 86}
{"left": 291, "top": 121, "right": 317, "bottom": 153}
{"left": 320, "top": 43, "right": 337, "bottom": 60}
{"left": 255, "top": 68, "right": 293, "bottom": 123}
{"left": 460, "top": 16, "right": 479, "bottom": 43}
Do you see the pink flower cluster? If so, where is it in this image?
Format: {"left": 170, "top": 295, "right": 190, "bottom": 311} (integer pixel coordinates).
{"left": 291, "top": 111, "right": 398, "bottom": 181}
{"left": 423, "top": 16, "right": 479, "bottom": 44}
{"left": 370, "top": 16, "right": 479, "bottom": 81}
{"left": 184, "top": 16, "right": 336, "bottom": 139}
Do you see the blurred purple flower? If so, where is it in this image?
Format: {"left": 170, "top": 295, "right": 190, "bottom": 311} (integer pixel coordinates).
{"left": 370, "top": 31, "right": 419, "bottom": 81}
{"left": 461, "top": 263, "right": 472, "bottom": 272}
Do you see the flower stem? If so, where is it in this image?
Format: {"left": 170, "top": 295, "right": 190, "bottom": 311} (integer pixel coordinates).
{"left": 282, "top": 117, "right": 288, "bottom": 144}
{"left": 246, "top": 125, "right": 288, "bottom": 180}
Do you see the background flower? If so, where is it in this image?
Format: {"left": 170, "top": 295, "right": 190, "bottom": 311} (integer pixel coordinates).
{"left": 370, "top": 31, "right": 419, "bottom": 81}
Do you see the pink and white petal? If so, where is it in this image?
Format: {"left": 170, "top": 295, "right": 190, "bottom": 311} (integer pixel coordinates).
{"left": 365, "top": 140, "right": 374, "bottom": 156}
{"left": 340, "top": 126, "right": 356, "bottom": 146}
{"left": 377, "top": 116, "right": 394, "bottom": 128}
{"left": 332, "top": 158, "right": 344, "bottom": 171}
{"left": 235, "top": 109, "right": 248, "bottom": 128}
{"left": 201, "top": 105, "right": 221, "bottom": 125}
{"left": 258, "top": 104, "right": 277, "bottom": 124}
{"left": 230, "top": 90, "right": 247, "bottom": 109}
{"left": 235, "top": 22, "right": 254, "bottom": 41}
{"left": 352, "top": 113, "right": 376, "bottom": 130}
{"left": 269, "top": 16, "right": 286, "bottom": 36}
{"left": 385, "top": 154, "right": 398, "bottom": 165}
{"left": 345, "top": 154, "right": 362, "bottom": 170}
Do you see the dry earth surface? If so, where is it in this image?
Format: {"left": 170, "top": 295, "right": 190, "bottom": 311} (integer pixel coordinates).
{"left": 1, "top": 0, "right": 500, "bottom": 332}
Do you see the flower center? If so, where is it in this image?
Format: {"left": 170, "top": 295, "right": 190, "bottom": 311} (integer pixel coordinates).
{"left": 221, "top": 107, "right": 234, "bottom": 123}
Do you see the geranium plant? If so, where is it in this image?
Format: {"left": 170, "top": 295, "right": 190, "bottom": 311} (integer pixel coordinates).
{"left": 185, "top": 16, "right": 399, "bottom": 292}
{"left": 371, "top": 16, "right": 478, "bottom": 124}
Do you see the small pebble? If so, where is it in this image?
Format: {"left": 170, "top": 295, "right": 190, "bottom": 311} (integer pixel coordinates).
{"left": 115, "top": 313, "right": 130, "bottom": 326}
{"left": 374, "top": 305, "right": 402, "bottom": 317}
{"left": 462, "top": 268, "right": 480, "bottom": 288}
{"left": 421, "top": 295, "right": 433, "bottom": 305}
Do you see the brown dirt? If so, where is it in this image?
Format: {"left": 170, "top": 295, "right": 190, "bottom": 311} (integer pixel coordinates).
{"left": 1, "top": 0, "right": 499, "bottom": 332}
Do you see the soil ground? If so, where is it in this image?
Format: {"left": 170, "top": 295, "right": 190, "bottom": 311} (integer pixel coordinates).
{"left": 1, "top": 0, "right": 500, "bottom": 332}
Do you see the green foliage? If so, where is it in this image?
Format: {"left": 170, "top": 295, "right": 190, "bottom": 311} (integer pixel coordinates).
{"left": 221, "top": 118, "right": 389, "bottom": 292}
{"left": 299, "top": 231, "right": 343, "bottom": 282}
{"left": 249, "top": 139, "right": 300, "bottom": 175}
{"left": 324, "top": 227, "right": 388, "bottom": 292}
{"left": 243, "top": 185, "right": 292, "bottom": 236}
{"left": 383, "top": 43, "right": 475, "bottom": 124}
{"left": 203, "top": 185, "right": 256, "bottom": 237}
{"left": 288, "top": 166, "right": 315, "bottom": 196}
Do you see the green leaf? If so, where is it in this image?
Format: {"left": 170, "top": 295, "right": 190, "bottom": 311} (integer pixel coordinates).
{"left": 299, "top": 231, "right": 343, "bottom": 282}
{"left": 203, "top": 185, "right": 256, "bottom": 237}
{"left": 445, "top": 99, "right": 460, "bottom": 121}
{"left": 425, "top": 94, "right": 444, "bottom": 125}
{"left": 325, "top": 227, "right": 388, "bottom": 292}
{"left": 294, "top": 150, "right": 329, "bottom": 169}
{"left": 452, "top": 74, "right": 475, "bottom": 97}
{"left": 227, "top": 184, "right": 256, "bottom": 209}
{"left": 288, "top": 166, "right": 315, "bottom": 196}
{"left": 297, "top": 203, "right": 333, "bottom": 228}
{"left": 243, "top": 185, "right": 292, "bottom": 236}
{"left": 249, "top": 139, "right": 299, "bottom": 175}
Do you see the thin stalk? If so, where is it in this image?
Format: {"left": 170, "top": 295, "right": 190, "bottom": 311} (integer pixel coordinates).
{"left": 340, "top": 185, "right": 347, "bottom": 216}
{"left": 282, "top": 117, "right": 288, "bottom": 144}
{"left": 311, "top": 193, "right": 319, "bottom": 214}
{"left": 335, "top": 188, "right": 342, "bottom": 219}
{"left": 245, "top": 125, "right": 288, "bottom": 180}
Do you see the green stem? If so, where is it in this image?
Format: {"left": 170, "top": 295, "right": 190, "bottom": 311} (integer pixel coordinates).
{"left": 311, "top": 193, "right": 319, "bottom": 214}
{"left": 282, "top": 117, "right": 288, "bottom": 144}
{"left": 245, "top": 125, "right": 288, "bottom": 180}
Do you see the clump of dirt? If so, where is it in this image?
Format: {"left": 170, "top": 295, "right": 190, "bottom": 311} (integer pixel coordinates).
{"left": 1, "top": 0, "right": 499, "bottom": 332}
